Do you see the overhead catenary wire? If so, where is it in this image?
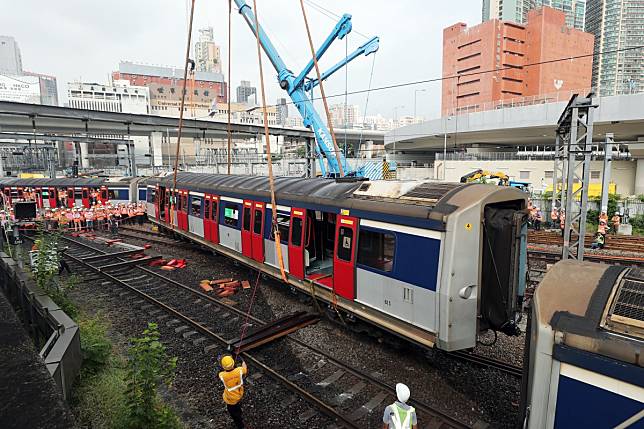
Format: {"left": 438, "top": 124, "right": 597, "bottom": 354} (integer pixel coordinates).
{"left": 170, "top": 0, "right": 196, "bottom": 228}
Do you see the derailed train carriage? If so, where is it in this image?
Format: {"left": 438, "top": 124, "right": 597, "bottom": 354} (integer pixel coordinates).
{"left": 522, "top": 260, "right": 644, "bottom": 428}
{"left": 142, "top": 172, "right": 528, "bottom": 352}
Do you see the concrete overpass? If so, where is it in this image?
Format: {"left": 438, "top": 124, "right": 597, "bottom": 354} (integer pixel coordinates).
{"left": 0, "top": 101, "right": 384, "bottom": 148}
{"left": 385, "top": 92, "right": 644, "bottom": 152}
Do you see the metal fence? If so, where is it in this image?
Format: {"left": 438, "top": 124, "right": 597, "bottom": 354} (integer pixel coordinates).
{"left": 0, "top": 252, "right": 81, "bottom": 400}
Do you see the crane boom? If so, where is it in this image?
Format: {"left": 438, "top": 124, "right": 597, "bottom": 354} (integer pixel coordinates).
{"left": 233, "top": 0, "right": 379, "bottom": 177}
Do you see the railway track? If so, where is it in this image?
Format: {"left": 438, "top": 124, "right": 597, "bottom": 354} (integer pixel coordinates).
{"left": 46, "top": 233, "right": 473, "bottom": 429}
{"left": 449, "top": 351, "right": 523, "bottom": 379}
{"left": 528, "top": 230, "right": 644, "bottom": 253}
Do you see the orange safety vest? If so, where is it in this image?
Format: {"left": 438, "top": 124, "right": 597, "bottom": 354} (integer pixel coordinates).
{"left": 218, "top": 366, "right": 247, "bottom": 405}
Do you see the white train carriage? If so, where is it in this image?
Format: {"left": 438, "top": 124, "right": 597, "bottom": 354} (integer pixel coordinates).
{"left": 523, "top": 261, "right": 644, "bottom": 428}
{"left": 143, "top": 172, "right": 528, "bottom": 352}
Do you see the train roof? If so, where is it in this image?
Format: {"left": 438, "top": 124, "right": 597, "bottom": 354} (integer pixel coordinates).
{"left": 142, "top": 172, "right": 527, "bottom": 227}
{"left": 0, "top": 177, "right": 135, "bottom": 187}
{"left": 535, "top": 260, "right": 643, "bottom": 366}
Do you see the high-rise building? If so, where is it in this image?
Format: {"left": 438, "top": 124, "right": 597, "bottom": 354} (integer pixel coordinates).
{"left": 112, "top": 61, "right": 227, "bottom": 118}
{"left": 276, "top": 98, "right": 288, "bottom": 126}
{"left": 329, "top": 103, "right": 360, "bottom": 128}
{"left": 236, "top": 80, "right": 257, "bottom": 104}
{"left": 443, "top": 7, "right": 594, "bottom": 116}
{"left": 23, "top": 72, "right": 58, "bottom": 106}
{"left": 586, "top": 0, "right": 644, "bottom": 96}
{"left": 482, "top": 0, "right": 537, "bottom": 23}
{"left": 0, "top": 35, "right": 23, "bottom": 75}
{"left": 537, "top": 0, "right": 586, "bottom": 29}
{"left": 194, "top": 27, "right": 222, "bottom": 74}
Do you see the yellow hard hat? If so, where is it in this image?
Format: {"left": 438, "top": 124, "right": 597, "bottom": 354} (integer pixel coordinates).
{"left": 221, "top": 355, "right": 235, "bottom": 370}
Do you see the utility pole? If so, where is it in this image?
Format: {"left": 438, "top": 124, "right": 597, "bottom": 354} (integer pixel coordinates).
{"left": 600, "top": 133, "right": 614, "bottom": 215}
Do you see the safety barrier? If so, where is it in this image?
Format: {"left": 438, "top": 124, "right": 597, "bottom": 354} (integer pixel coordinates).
{"left": 0, "top": 252, "right": 81, "bottom": 400}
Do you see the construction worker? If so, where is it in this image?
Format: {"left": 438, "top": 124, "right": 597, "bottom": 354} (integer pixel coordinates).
{"left": 218, "top": 354, "right": 247, "bottom": 429}
{"left": 559, "top": 209, "right": 566, "bottom": 236}
{"left": 383, "top": 383, "right": 417, "bottom": 429}
{"left": 534, "top": 207, "right": 543, "bottom": 231}
{"left": 550, "top": 207, "right": 559, "bottom": 229}
{"left": 611, "top": 212, "right": 621, "bottom": 233}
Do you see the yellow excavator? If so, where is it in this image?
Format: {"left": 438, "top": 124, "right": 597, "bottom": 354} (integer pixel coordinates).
{"left": 460, "top": 169, "right": 510, "bottom": 185}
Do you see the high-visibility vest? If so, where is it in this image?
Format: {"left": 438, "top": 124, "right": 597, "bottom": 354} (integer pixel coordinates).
{"left": 390, "top": 403, "right": 415, "bottom": 429}
{"left": 219, "top": 367, "right": 246, "bottom": 405}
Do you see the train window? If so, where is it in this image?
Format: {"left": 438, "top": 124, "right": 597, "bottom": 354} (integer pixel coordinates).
{"left": 75, "top": 190, "right": 82, "bottom": 199}
{"left": 291, "top": 217, "right": 302, "bottom": 246}
{"left": 337, "top": 226, "right": 354, "bottom": 262}
{"left": 67, "top": 189, "right": 74, "bottom": 199}
{"left": 224, "top": 203, "right": 239, "bottom": 227}
{"left": 357, "top": 228, "right": 395, "bottom": 272}
{"left": 191, "top": 197, "right": 202, "bottom": 217}
{"left": 181, "top": 195, "right": 188, "bottom": 213}
{"left": 274, "top": 213, "right": 290, "bottom": 240}
{"left": 42, "top": 189, "right": 49, "bottom": 198}
{"left": 253, "top": 209, "right": 263, "bottom": 234}
{"left": 108, "top": 189, "right": 129, "bottom": 200}
{"left": 147, "top": 189, "right": 155, "bottom": 203}
{"left": 242, "top": 206, "right": 251, "bottom": 231}
{"left": 204, "top": 199, "right": 210, "bottom": 219}
{"left": 211, "top": 201, "right": 218, "bottom": 221}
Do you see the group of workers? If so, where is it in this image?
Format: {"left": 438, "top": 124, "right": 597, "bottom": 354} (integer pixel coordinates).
{"left": 40, "top": 202, "right": 147, "bottom": 233}
{"left": 217, "top": 354, "right": 417, "bottom": 429}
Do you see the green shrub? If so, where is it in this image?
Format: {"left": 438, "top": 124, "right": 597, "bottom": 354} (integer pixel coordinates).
{"left": 79, "top": 314, "right": 112, "bottom": 375}
{"left": 125, "top": 323, "right": 180, "bottom": 429}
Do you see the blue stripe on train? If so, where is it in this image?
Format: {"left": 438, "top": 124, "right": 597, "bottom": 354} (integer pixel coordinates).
{"left": 554, "top": 375, "right": 644, "bottom": 429}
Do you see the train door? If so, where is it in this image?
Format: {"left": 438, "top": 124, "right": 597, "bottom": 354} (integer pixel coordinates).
{"left": 288, "top": 208, "right": 306, "bottom": 279}
{"left": 17, "top": 187, "right": 24, "bottom": 200}
{"left": 81, "top": 187, "right": 90, "bottom": 208}
{"left": 67, "top": 188, "right": 74, "bottom": 208}
{"left": 204, "top": 196, "right": 212, "bottom": 241}
{"left": 34, "top": 188, "right": 42, "bottom": 208}
{"left": 48, "top": 187, "right": 57, "bottom": 208}
{"left": 333, "top": 215, "right": 358, "bottom": 301}
{"left": 165, "top": 191, "right": 171, "bottom": 224}
{"left": 251, "top": 202, "right": 265, "bottom": 262}
{"left": 180, "top": 190, "right": 189, "bottom": 231}
{"left": 155, "top": 186, "right": 163, "bottom": 220}
{"left": 210, "top": 196, "right": 219, "bottom": 244}
{"left": 241, "top": 200, "right": 253, "bottom": 258}
{"left": 99, "top": 186, "right": 108, "bottom": 204}
{"left": 3, "top": 187, "right": 11, "bottom": 207}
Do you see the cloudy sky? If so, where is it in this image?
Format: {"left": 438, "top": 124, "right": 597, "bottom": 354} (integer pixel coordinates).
{"left": 2, "top": 0, "right": 481, "bottom": 120}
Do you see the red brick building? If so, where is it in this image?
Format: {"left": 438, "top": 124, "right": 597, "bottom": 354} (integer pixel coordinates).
{"left": 441, "top": 7, "right": 594, "bottom": 116}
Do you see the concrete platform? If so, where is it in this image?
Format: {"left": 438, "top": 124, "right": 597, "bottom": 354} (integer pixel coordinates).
{"left": 0, "top": 290, "right": 75, "bottom": 429}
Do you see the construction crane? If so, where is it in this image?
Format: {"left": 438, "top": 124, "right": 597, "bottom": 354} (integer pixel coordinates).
{"left": 234, "top": 0, "right": 379, "bottom": 177}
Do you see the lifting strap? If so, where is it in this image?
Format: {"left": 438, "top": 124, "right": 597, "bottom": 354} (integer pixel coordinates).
{"left": 227, "top": 0, "right": 233, "bottom": 175}
{"left": 169, "top": 0, "right": 196, "bottom": 229}
{"left": 299, "top": 0, "right": 344, "bottom": 177}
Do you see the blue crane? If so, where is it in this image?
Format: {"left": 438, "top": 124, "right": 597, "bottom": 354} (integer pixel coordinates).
{"left": 234, "top": 0, "right": 379, "bottom": 177}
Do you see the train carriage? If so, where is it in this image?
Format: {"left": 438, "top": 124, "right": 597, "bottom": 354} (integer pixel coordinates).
{"left": 523, "top": 260, "right": 644, "bottom": 428}
{"left": 143, "top": 172, "right": 529, "bottom": 352}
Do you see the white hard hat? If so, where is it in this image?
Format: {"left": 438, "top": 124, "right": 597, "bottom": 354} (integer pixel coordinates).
{"left": 396, "top": 383, "right": 410, "bottom": 403}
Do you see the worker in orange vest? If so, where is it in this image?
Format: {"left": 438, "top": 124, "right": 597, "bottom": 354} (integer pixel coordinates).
{"left": 559, "top": 210, "right": 566, "bottom": 236}
{"left": 218, "top": 354, "right": 248, "bottom": 429}
{"left": 611, "top": 212, "right": 621, "bottom": 233}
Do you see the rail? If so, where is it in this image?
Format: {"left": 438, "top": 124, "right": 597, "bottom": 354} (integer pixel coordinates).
{"left": 0, "top": 251, "right": 81, "bottom": 400}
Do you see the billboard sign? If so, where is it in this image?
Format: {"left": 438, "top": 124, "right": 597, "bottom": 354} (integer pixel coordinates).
{"left": 0, "top": 75, "right": 41, "bottom": 103}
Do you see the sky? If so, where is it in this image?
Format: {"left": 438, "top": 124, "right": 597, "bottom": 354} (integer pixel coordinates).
{"left": 1, "top": 0, "right": 481, "bottom": 120}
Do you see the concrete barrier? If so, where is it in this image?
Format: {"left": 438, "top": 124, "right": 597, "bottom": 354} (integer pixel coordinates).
{"left": 0, "top": 252, "right": 81, "bottom": 400}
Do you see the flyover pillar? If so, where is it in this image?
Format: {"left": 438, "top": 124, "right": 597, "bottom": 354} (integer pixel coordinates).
{"left": 635, "top": 159, "right": 644, "bottom": 195}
